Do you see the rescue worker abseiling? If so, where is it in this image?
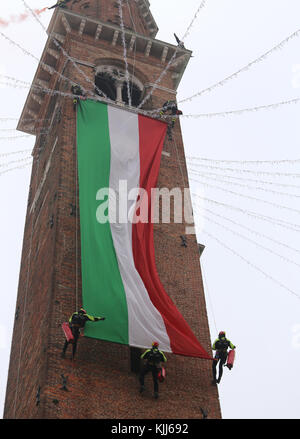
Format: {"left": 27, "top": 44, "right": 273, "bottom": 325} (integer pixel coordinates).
{"left": 61, "top": 308, "right": 105, "bottom": 359}
{"left": 139, "top": 342, "right": 167, "bottom": 399}
{"left": 212, "top": 331, "right": 235, "bottom": 384}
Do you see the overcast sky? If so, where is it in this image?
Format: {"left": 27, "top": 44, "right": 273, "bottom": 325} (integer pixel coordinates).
{"left": 0, "top": 0, "right": 300, "bottom": 419}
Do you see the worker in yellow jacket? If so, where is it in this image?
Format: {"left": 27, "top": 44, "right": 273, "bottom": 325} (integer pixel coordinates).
{"left": 61, "top": 308, "right": 105, "bottom": 359}
{"left": 212, "top": 331, "right": 235, "bottom": 384}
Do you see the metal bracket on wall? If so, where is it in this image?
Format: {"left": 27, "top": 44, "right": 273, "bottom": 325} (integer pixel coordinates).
{"left": 15, "top": 306, "right": 20, "bottom": 320}
{"left": 200, "top": 407, "right": 208, "bottom": 419}
{"left": 60, "top": 374, "right": 69, "bottom": 392}
{"left": 180, "top": 235, "right": 187, "bottom": 247}
{"left": 49, "top": 214, "right": 54, "bottom": 229}
{"left": 70, "top": 204, "right": 76, "bottom": 216}
{"left": 36, "top": 386, "right": 41, "bottom": 406}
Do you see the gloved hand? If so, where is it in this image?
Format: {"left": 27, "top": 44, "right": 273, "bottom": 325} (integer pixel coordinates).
{"left": 100, "top": 317, "right": 106, "bottom": 321}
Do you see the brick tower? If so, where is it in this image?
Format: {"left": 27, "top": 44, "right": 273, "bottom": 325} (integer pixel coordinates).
{"left": 4, "top": 1, "right": 221, "bottom": 419}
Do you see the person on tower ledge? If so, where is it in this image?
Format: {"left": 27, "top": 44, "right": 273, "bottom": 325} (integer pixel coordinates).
{"left": 48, "top": 0, "right": 71, "bottom": 10}
{"left": 159, "top": 100, "right": 183, "bottom": 140}
{"left": 212, "top": 331, "right": 236, "bottom": 385}
{"left": 61, "top": 308, "right": 105, "bottom": 359}
{"left": 71, "top": 84, "right": 86, "bottom": 111}
{"left": 139, "top": 341, "right": 167, "bottom": 399}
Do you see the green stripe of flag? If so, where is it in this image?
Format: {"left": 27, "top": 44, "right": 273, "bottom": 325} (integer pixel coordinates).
{"left": 77, "top": 100, "right": 129, "bottom": 344}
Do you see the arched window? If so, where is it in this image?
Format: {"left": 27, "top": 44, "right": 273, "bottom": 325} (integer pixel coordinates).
{"left": 122, "top": 82, "right": 142, "bottom": 107}
{"left": 95, "top": 72, "right": 116, "bottom": 101}
{"left": 94, "top": 65, "right": 144, "bottom": 108}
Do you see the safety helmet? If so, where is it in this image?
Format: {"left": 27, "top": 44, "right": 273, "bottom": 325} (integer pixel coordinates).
{"left": 219, "top": 331, "right": 226, "bottom": 338}
{"left": 152, "top": 341, "right": 159, "bottom": 348}
{"left": 79, "top": 308, "right": 87, "bottom": 314}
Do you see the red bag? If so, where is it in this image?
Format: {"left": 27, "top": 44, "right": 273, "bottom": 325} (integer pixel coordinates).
{"left": 62, "top": 322, "right": 74, "bottom": 343}
{"left": 158, "top": 366, "right": 166, "bottom": 383}
{"left": 226, "top": 350, "right": 235, "bottom": 370}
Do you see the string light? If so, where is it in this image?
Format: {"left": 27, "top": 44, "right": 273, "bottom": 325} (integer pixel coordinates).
{"left": 187, "top": 155, "right": 300, "bottom": 166}
{"left": 0, "top": 31, "right": 95, "bottom": 100}
{"left": 187, "top": 160, "right": 300, "bottom": 178}
{"left": 178, "top": 97, "right": 300, "bottom": 118}
{"left": 138, "top": 0, "right": 207, "bottom": 109}
{"left": 0, "top": 149, "right": 32, "bottom": 158}
{"left": 0, "top": 160, "right": 32, "bottom": 177}
{"left": 194, "top": 206, "right": 300, "bottom": 269}
{"left": 117, "top": 0, "right": 132, "bottom": 107}
{"left": 189, "top": 171, "right": 300, "bottom": 199}
{"left": 21, "top": 0, "right": 106, "bottom": 100}
{"left": 191, "top": 192, "right": 300, "bottom": 232}
{"left": 193, "top": 203, "right": 300, "bottom": 256}
{"left": 200, "top": 228, "right": 300, "bottom": 300}
{"left": 187, "top": 167, "right": 300, "bottom": 190}
{"left": 179, "top": 28, "right": 300, "bottom": 104}
{"left": 190, "top": 176, "right": 300, "bottom": 216}
{"left": 0, "top": 134, "right": 32, "bottom": 140}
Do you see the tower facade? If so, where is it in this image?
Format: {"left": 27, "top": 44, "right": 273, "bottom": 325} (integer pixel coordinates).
{"left": 4, "top": 1, "right": 221, "bottom": 419}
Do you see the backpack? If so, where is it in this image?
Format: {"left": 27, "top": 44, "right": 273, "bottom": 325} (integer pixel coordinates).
{"left": 215, "top": 338, "right": 230, "bottom": 351}
{"left": 70, "top": 313, "right": 86, "bottom": 327}
{"left": 146, "top": 348, "right": 162, "bottom": 366}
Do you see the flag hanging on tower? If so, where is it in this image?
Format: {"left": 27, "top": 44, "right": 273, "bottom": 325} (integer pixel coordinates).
{"left": 76, "top": 99, "right": 211, "bottom": 359}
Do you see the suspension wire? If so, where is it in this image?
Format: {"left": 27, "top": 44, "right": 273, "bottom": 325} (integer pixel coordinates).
{"left": 138, "top": 0, "right": 207, "bottom": 110}
{"left": 179, "top": 27, "right": 300, "bottom": 104}
{"left": 201, "top": 262, "right": 218, "bottom": 334}
{"left": 12, "top": 210, "right": 34, "bottom": 418}
{"left": 189, "top": 170, "right": 300, "bottom": 200}
{"left": 200, "top": 228, "right": 300, "bottom": 301}
{"left": 190, "top": 176, "right": 300, "bottom": 216}
{"left": 193, "top": 203, "right": 300, "bottom": 256}
{"left": 191, "top": 192, "right": 300, "bottom": 232}
{"left": 186, "top": 160, "right": 300, "bottom": 178}
{"left": 187, "top": 167, "right": 300, "bottom": 190}
{"left": 117, "top": 0, "right": 132, "bottom": 107}
{"left": 187, "top": 155, "right": 300, "bottom": 166}
{"left": 194, "top": 205, "right": 300, "bottom": 269}
{"left": 74, "top": 106, "right": 79, "bottom": 311}
{"left": 173, "top": 135, "right": 187, "bottom": 187}
{"left": 21, "top": 0, "right": 107, "bottom": 99}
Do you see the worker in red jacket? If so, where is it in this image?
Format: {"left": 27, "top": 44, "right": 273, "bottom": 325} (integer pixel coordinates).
{"left": 61, "top": 308, "right": 105, "bottom": 359}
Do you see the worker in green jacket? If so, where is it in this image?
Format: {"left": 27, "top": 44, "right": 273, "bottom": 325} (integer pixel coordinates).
{"left": 212, "top": 331, "right": 235, "bottom": 384}
{"left": 61, "top": 308, "right": 105, "bottom": 359}
{"left": 139, "top": 342, "right": 167, "bottom": 399}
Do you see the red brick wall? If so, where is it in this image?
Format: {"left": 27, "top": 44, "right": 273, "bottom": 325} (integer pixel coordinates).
{"left": 68, "top": 0, "right": 152, "bottom": 37}
{"left": 4, "top": 10, "right": 221, "bottom": 419}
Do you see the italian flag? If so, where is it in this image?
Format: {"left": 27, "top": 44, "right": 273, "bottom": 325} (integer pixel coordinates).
{"left": 77, "top": 100, "right": 210, "bottom": 359}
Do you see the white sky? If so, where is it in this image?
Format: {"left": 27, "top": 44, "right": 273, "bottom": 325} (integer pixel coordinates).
{"left": 0, "top": 0, "right": 300, "bottom": 419}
